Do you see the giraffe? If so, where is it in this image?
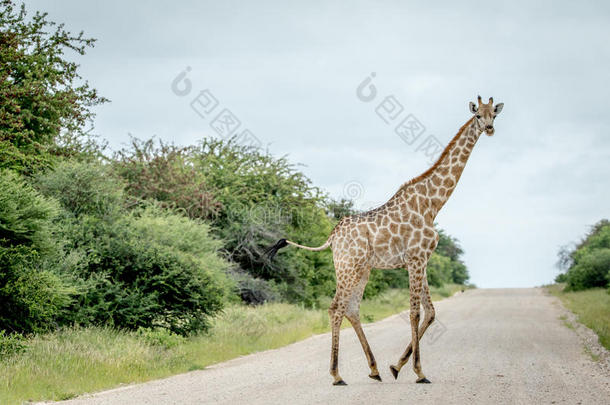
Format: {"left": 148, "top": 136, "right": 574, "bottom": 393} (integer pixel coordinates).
{"left": 266, "top": 96, "right": 504, "bottom": 385}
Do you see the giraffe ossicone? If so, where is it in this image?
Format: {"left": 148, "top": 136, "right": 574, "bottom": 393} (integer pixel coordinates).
{"left": 267, "top": 96, "right": 504, "bottom": 385}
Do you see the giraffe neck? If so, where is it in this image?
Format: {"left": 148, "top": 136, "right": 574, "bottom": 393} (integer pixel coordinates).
{"left": 393, "top": 116, "right": 483, "bottom": 219}
{"left": 428, "top": 117, "right": 482, "bottom": 213}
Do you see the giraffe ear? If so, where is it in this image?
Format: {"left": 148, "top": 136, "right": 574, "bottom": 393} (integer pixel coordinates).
{"left": 469, "top": 102, "right": 478, "bottom": 114}
{"left": 494, "top": 103, "right": 504, "bottom": 114}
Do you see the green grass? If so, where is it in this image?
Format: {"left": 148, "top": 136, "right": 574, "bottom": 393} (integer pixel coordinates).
{"left": 0, "top": 284, "right": 467, "bottom": 404}
{"left": 559, "top": 315, "right": 576, "bottom": 331}
{"left": 547, "top": 284, "right": 610, "bottom": 350}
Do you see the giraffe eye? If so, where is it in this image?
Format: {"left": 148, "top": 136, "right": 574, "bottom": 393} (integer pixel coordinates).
{"left": 476, "top": 115, "right": 481, "bottom": 119}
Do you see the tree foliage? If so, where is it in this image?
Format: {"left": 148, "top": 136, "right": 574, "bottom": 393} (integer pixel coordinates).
{"left": 113, "top": 138, "right": 220, "bottom": 219}
{"left": 114, "top": 137, "right": 339, "bottom": 305}
{"left": 555, "top": 219, "right": 610, "bottom": 291}
{"left": 0, "top": 0, "right": 107, "bottom": 174}
{"left": 34, "top": 161, "right": 232, "bottom": 335}
{"left": 0, "top": 169, "right": 74, "bottom": 333}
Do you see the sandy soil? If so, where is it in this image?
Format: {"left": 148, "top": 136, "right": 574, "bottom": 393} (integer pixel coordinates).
{"left": 44, "top": 288, "right": 610, "bottom": 405}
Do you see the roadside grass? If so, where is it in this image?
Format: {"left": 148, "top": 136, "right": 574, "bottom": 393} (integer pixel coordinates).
{"left": 547, "top": 284, "right": 610, "bottom": 350}
{"left": 0, "top": 284, "right": 468, "bottom": 404}
{"left": 559, "top": 315, "right": 576, "bottom": 331}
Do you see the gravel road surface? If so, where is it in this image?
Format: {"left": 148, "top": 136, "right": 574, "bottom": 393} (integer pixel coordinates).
{"left": 47, "top": 288, "right": 610, "bottom": 405}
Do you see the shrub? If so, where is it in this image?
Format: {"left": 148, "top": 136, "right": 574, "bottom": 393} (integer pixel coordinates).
{"left": 35, "top": 160, "right": 124, "bottom": 219}
{"left": 60, "top": 206, "right": 233, "bottom": 335}
{"left": 426, "top": 253, "right": 453, "bottom": 287}
{"left": 557, "top": 220, "right": 610, "bottom": 290}
{"left": 115, "top": 137, "right": 338, "bottom": 305}
{"left": 0, "top": 330, "right": 27, "bottom": 358}
{"left": 0, "top": 247, "right": 74, "bottom": 333}
{"left": 565, "top": 248, "right": 610, "bottom": 291}
{"left": 113, "top": 138, "right": 220, "bottom": 219}
{"left": 188, "top": 138, "right": 330, "bottom": 290}
{"left": 33, "top": 161, "right": 233, "bottom": 334}
{"left": 136, "top": 327, "right": 186, "bottom": 349}
{"left": 229, "top": 269, "right": 280, "bottom": 304}
{"left": 0, "top": 169, "right": 58, "bottom": 248}
{"left": 450, "top": 260, "right": 469, "bottom": 285}
{"left": 555, "top": 272, "right": 568, "bottom": 283}
{"left": 0, "top": 169, "right": 73, "bottom": 334}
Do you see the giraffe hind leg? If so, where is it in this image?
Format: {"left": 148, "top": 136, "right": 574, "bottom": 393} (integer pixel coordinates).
{"left": 346, "top": 312, "right": 381, "bottom": 382}
{"left": 328, "top": 291, "right": 348, "bottom": 385}
{"left": 345, "top": 269, "right": 381, "bottom": 382}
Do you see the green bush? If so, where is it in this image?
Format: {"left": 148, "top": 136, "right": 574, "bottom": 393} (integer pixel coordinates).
{"left": 565, "top": 249, "right": 610, "bottom": 291}
{"left": 113, "top": 139, "right": 220, "bottom": 219}
{"left": 0, "top": 330, "right": 27, "bottom": 358}
{"left": 449, "top": 260, "right": 469, "bottom": 285}
{"left": 187, "top": 138, "right": 331, "bottom": 292}
{"left": 35, "top": 160, "right": 124, "bottom": 219}
{"left": 136, "top": 327, "right": 186, "bottom": 349}
{"left": 0, "top": 169, "right": 58, "bottom": 248}
{"left": 115, "top": 138, "right": 339, "bottom": 305}
{"left": 229, "top": 269, "right": 281, "bottom": 304}
{"left": 59, "top": 206, "right": 233, "bottom": 335}
{"left": 33, "top": 161, "right": 234, "bottom": 334}
{"left": 557, "top": 220, "right": 610, "bottom": 291}
{"left": 426, "top": 253, "right": 453, "bottom": 287}
{"left": 0, "top": 248, "right": 74, "bottom": 333}
{"left": 0, "top": 170, "right": 73, "bottom": 334}
{"left": 555, "top": 272, "right": 568, "bottom": 283}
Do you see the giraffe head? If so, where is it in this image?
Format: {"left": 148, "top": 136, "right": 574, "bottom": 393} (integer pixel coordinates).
{"left": 469, "top": 95, "right": 504, "bottom": 136}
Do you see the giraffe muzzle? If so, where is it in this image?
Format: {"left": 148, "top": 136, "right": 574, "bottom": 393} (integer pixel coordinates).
{"left": 485, "top": 126, "right": 494, "bottom": 136}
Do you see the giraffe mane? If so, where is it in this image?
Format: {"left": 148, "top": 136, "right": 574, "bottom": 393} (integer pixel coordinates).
{"left": 397, "top": 116, "right": 475, "bottom": 191}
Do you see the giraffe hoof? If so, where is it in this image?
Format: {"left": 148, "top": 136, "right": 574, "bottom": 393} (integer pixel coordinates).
{"left": 416, "top": 377, "right": 431, "bottom": 384}
{"left": 369, "top": 373, "right": 382, "bottom": 382}
{"left": 389, "top": 365, "right": 399, "bottom": 380}
{"left": 333, "top": 379, "right": 347, "bottom": 386}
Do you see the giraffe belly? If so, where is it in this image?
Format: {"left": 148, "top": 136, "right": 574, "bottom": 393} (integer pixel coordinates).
{"left": 371, "top": 244, "right": 408, "bottom": 269}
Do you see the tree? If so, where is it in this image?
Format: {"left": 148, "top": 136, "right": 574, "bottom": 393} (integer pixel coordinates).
{"left": 436, "top": 228, "right": 464, "bottom": 261}
{"left": 325, "top": 198, "right": 357, "bottom": 220}
{"left": 113, "top": 138, "right": 221, "bottom": 219}
{"left": 555, "top": 219, "right": 610, "bottom": 290}
{"left": 0, "top": 0, "right": 107, "bottom": 174}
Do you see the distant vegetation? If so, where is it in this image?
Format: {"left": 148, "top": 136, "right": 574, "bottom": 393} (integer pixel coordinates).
{"left": 554, "top": 219, "right": 609, "bottom": 291}
{"left": 550, "top": 219, "right": 609, "bottom": 352}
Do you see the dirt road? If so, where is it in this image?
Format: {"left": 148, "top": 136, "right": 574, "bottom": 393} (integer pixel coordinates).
{"left": 51, "top": 289, "right": 610, "bottom": 405}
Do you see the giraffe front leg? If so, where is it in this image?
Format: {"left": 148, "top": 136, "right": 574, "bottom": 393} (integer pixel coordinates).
{"left": 408, "top": 289, "right": 430, "bottom": 383}
{"left": 390, "top": 278, "right": 435, "bottom": 381}
{"left": 390, "top": 259, "right": 430, "bottom": 383}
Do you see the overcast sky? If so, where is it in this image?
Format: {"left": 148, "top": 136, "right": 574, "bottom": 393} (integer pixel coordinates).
{"left": 28, "top": 0, "right": 609, "bottom": 288}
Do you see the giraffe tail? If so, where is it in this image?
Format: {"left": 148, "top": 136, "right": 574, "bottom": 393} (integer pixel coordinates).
{"left": 265, "top": 237, "right": 332, "bottom": 260}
